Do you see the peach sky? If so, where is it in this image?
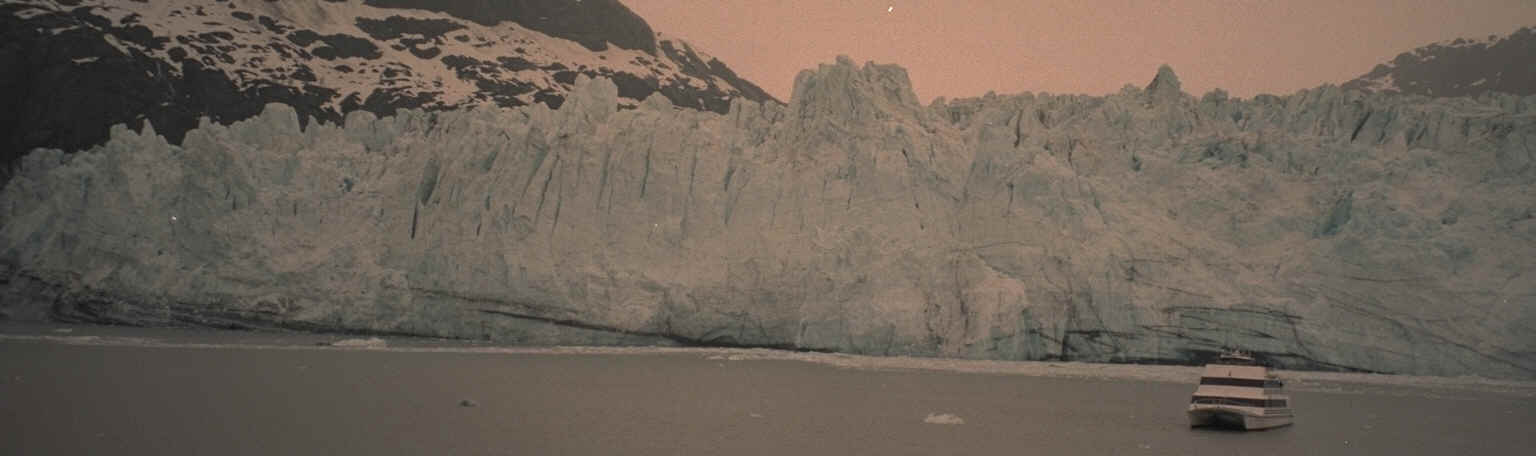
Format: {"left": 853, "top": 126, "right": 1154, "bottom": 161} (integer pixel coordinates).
{"left": 621, "top": 0, "right": 1536, "bottom": 103}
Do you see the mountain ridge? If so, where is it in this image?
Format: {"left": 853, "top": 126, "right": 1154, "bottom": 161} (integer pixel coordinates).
{"left": 1343, "top": 25, "right": 1536, "bottom": 97}
{"left": 362, "top": 0, "right": 657, "bottom": 54}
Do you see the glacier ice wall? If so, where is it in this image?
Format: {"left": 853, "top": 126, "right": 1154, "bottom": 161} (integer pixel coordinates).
{"left": 4, "top": 61, "right": 1535, "bottom": 379}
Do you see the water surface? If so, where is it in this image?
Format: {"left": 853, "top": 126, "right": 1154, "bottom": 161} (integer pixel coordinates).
{"left": 1, "top": 325, "right": 1530, "bottom": 455}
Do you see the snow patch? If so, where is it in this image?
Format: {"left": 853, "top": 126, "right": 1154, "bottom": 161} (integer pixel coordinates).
{"left": 14, "top": 6, "right": 51, "bottom": 19}
{"left": 97, "top": 32, "right": 135, "bottom": 56}
{"left": 1361, "top": 73, "right": 1398, "bottom": 93}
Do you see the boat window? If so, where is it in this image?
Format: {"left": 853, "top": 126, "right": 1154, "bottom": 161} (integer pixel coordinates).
{"left": 1199, "top": 377, "right": 1267, "bottom": 388}
{"left": 1190, "top": 395, "right": 1267, "bottom": 407}
{"left": 1191, "top": 396, "right": 1288, "bottom": 408}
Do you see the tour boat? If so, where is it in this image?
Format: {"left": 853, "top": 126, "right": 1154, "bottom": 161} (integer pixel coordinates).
{"left": 1187, "top": 350, "right": 1294, "bottom": 430}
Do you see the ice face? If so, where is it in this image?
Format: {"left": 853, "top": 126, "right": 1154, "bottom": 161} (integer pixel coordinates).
{"left": 4, "top": 60, "right": 1535, "bottom": 379}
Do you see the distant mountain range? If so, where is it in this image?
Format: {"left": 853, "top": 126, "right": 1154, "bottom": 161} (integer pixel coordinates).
{"left": 0, "top": 0, "right": 778, "bottom": 179}
{"left": 1343, "top": 25, "right": 1536, "bottom": 97}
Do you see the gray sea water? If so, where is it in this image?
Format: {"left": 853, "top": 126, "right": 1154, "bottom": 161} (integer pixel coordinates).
{"left": 2, "top": 324, "right": 1531, "bottom": 455}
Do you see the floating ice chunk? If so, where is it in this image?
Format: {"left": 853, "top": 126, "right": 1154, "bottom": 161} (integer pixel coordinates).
{"left": 331, "top": 337, "right": 387, "bottom": 348}
{"left": 923, "top": 413, "right": 964, "bottom": 425}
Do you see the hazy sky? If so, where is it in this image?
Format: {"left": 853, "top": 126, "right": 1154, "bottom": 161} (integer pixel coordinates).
{"left": 622, "top": 0, "right": 1536, "bottom": 103}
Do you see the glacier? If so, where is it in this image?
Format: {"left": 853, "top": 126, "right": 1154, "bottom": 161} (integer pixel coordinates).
{"left": 3, "top": 57, "right": 1534, "bottom": 379}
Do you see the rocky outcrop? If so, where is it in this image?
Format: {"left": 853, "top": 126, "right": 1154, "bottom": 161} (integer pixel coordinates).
{"left": 1145, "top": 64, "right": 1183, "bottom": 104}
{"left": 4, "top": 58, "right": 1535, "bottom": 379}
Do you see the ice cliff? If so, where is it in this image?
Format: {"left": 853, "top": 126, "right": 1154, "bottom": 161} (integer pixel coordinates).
{"left": 4, "top": 58, "right": 1535, "bottom": 379}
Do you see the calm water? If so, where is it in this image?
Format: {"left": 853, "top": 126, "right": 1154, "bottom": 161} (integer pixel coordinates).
{"left": 1, "top": 328, "right": 1531, "bottom": 455}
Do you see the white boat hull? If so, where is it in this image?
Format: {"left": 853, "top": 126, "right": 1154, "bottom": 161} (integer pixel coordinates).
{"left": 1187, "top": 407, "right": 1293, "bottom": 430}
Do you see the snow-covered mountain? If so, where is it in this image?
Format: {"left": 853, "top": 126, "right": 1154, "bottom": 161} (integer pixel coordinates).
{"left": 0, "top": 0, "right": 778, "bottom": 179}
{"left": 1343, "top": 25, "right": 1536, "bottom": 97}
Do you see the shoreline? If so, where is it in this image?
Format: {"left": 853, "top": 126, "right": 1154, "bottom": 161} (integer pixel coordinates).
{"left": 4, "top": 323, "right": 1533, "bottom": 398}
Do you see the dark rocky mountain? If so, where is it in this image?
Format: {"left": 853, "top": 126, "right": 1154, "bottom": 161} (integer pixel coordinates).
{"left": 0, "top": 0, "right": 779, "bottom": 183}
{"left": 1343, "top": 25, "right": 1536, "bottom": 97}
